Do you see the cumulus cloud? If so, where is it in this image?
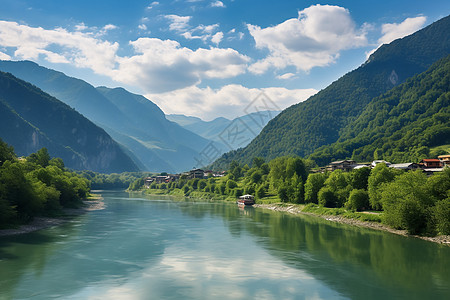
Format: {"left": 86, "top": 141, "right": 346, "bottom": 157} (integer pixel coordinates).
{"left": 0, "top": 21, "right": 249, "bottom": 93}
{"left": 366, "top": 16, "right": 427, "bottom": 58}
{"left": 0, "top": 50, "right": 11, "bottom": 60}
{"left": 146, "top": 84, "right": 317, "bottom": 120}
{"left": 247, "top": 4, "right": 367, "bottom": 74}
{"left": 379, "top": 16, "right": 427, "bottom": 45}
{"left": 165, "top": 15, "right": 223, "bottom": 45}
{"left": 211, "top": 32, "right": 224, "bottom": 45}
{"left": 113, "top": 38, "right": 249, "bottom": 93}
{"left": 147, "top": 1, "right": 159, "bottom": 10}
{"left": 211, "top": 1, "right": 225, "bottom": 8}
{"left": 165, "top": 15, "right": 192, "bottom": 32}
{"left": 0, "top": 21, "right": 118, "bottom": 74}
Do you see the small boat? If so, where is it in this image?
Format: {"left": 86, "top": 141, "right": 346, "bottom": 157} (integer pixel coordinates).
{"left": 237, "top": 194, "right": 255, "bottom": 206}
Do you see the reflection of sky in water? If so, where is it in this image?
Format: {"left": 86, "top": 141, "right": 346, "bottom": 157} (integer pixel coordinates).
{"left": 4, "top": 193, "right": 448, "bottom": 300}
{"left": 65, "top": 222, "right": 342, "bottom": 300}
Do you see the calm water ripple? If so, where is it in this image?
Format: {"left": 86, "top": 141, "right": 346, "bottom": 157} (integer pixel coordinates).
{"left": 0, "top": 190, "right": 449, "bottom": 300}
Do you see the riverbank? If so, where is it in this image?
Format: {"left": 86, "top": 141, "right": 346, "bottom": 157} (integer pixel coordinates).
{"left": 0, "top": 197, "right": 105, "bottom": 237}
{"left": 254, "top": 203, "right": 450, "bottom": 245}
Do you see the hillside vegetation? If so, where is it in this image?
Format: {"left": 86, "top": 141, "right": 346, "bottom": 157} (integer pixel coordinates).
{"left": 211, "top": 15, "right": 450, "bottom": 169}
{"left": 309, "top": 55, "right": 450, "bottom": 165}
{"left": 0, "top": 71, "right": 139, "bottom": 173}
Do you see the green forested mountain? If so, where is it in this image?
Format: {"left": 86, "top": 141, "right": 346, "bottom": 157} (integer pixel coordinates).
{"left": 309, "top": 55, "right": 450, "bottom": 165}
{"left": 212, "top": 15, "right": 450, "bottom": 169}
{"left": 0, "top": 61, "right": 219, "bottom": 173}
{"left": 0, "top": 71, "right": 139, "bottom": 173}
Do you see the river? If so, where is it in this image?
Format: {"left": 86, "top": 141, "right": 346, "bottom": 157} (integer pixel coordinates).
{"left": 0, "top": 190, "right": 449, "bottom": 299}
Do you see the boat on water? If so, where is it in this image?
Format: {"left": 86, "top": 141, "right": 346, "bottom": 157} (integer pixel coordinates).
{"left": 237, "top": 194, "right": 255, "bottom": 206}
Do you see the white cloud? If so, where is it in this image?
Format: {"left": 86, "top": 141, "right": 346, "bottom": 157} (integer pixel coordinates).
{"left": 0, "top": 51, "right": 11, "bottom": 60}
{"left": 113, "top": 38, "right": 249, "bottom": 93}
{"left": 277, "top": 72, "right": 296, "bottom": 80}
{"left": 0, "top": 21, "right": 118, "bottom": 75}
{"left": 0, "top": 21, "right": 249, "bottom": 94}
{"left": 146, "top": 84, "right": 317, "bottom": 120}
{"left": 379, "top": 16, "right": 427, "bottom": 45}
{"left": 366, "top": 16, "right": 427, "bottom": 59}
{"left": 211, "top": 1, "right": 225, "bottom": 8}
{"left": 75, "top": 22, "right": 88, "bottom": 31}
{"left": 165, "top": 15, "right": 223, "bottom": 45}
{"left": 147, "top": 1, "right": 159, "bottom": 10}
{"left": 138, "top": 24, "right": 148, "bottom": 30}
{"left": 211, "top": 32, "right": 224, "bottom": 45}
{"left": 164, "top": 15, "right": 191, "bottom": 32}
{"left": 247, "top": 4, "right": 367, "bottom": 74}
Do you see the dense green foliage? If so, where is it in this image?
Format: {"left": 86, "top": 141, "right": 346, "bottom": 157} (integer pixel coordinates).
{"left": 310, "top": 55, "right": 450, "bottom": 165}
{"left": 0, "top": 70, "right": 139, "bottom": 173}
{"left": 78, "top": 171, "right": 151, "bottom": 190}
{"left": 144, "top": 153, "right": 450, "bottom": 236}
{"left": 0, "top": 140, "right": 90, "bottom": 228}
{"left": 211, "top": 15, "right": 450, "bottom": 169}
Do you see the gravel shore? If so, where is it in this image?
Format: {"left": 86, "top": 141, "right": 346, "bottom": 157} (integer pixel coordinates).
{"left": 0, "top": 199, "right": 105, "bottom": 237}
{"left": 254, "top": 203, "right": 450, "bottom": 246}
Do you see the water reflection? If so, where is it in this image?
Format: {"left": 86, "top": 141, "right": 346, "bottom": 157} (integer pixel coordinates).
{"left": 173, "top": 198, "right": 450, "bottom": 299}
{"left": 0, "top": 191, "right": 449, "bottom": 300}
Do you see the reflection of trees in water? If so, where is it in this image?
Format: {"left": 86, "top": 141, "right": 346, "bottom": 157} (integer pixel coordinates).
{"left": 179, "top": 202, "right": 450, "bottom": 299}
{"left": 0, "top": 219, "right": 83, "bottom": 299}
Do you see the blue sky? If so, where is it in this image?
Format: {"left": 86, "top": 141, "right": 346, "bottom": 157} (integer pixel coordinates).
{"left": 0, "top": 0, "right": 448, "bottom": 120}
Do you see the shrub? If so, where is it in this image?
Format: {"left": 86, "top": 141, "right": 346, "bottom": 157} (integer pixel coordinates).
{"left": 318, "top": 187, "right": 338, "bottom": 208}
{"left": 347, "top": 189, "right": 370, "bottom": 211}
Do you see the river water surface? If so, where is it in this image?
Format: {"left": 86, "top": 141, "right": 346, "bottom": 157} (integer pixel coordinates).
{"left": 0, "top": 190, "right": 449, "bottom": 299}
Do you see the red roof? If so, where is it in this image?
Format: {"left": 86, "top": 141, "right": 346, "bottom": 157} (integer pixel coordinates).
{"left": 422, "top": 159, "right": 440, "bottom": 162}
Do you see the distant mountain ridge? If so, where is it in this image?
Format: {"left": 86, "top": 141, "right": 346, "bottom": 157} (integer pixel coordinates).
{"left": 167, "top": 110, "right": 280, "bottom": 151}
{"left": 0, "top": 60, "right": 220, "bottom": 173}
{"left": 211, "top": 14, "right": 450, "bottom": 169}
{"left": 0, "top": 71, "right": 139, "bottom": 173}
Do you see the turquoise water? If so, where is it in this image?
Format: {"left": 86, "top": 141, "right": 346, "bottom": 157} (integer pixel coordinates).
{"left": 0, "top": 190, "right": 449, "bottom": 299}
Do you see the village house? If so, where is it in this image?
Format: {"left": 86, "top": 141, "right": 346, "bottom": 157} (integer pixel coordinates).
{"left": 419, "top": 159, "right": 442, "bottom": 168}
{"left": 188, "top": 168, "right": 205, "bottom": 179}
{"left": 371, "top": 160, "right": 391, "bottom": 167}
{"left": 144, "top": 177, "right": 154, "bottom": 188}
{"left": 389, "top": 163, "right": 421, "bottom": 170}
{"left": 326, "top": 160, "right": 357, "bottom": 172}
{"left": 438, "top": 154, "right": 450, "bottom": 167}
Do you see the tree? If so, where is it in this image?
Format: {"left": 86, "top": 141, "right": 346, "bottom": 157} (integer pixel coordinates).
{"left": 304, "top": 173, "right": 327, "bottom": 204}
{"left": 350, "top": 167, "right": 371, "bottom": 190}
{"left": 347, "top": 189, "right": 369, "bottom": 211}
{"left": 0, "top": 138, "right": 15, "bottom": 166}
{"left": 381, "top": 170, "right": 433, "bottom": 234}
{"left": 323, "top": 170, "right": 350, "bottom": 207}
{"left": 27, "top": 148, "right": 51, "bottom": 167}
{"left": 252, "top": 157, "right": 265, "bottom": 168}
{"left": 278, "top": 184, "right": 289, "bottom": 202}
{"left": 368, "top": 164, "right": 400, "bottom": 210}
{"left": 256, "top": 185, "right": 266, "bottom": 199}
{"left": 434, "top": 198, "right": 450, "bottom": 235}
{"left": 318, "top": 187, "right": 338, "bottom": 208}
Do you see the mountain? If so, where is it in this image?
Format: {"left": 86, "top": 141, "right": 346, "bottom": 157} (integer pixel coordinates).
{"left": 309, "top": 55, "right": 450, "bottom": 165}
{"left": 167, "top": 110, "right": 280, "bottom": 150}
{"left": 0, "top": 61, "right": 219, "bottom": 173}
{"left": 0, "top": 71, "right": 139, "bottom": 173}
{"left": 96, "top": 86, "right": 219, "bottom": 172}
{"left": 211, "top": 15, "right": 450, "bottom": 169}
